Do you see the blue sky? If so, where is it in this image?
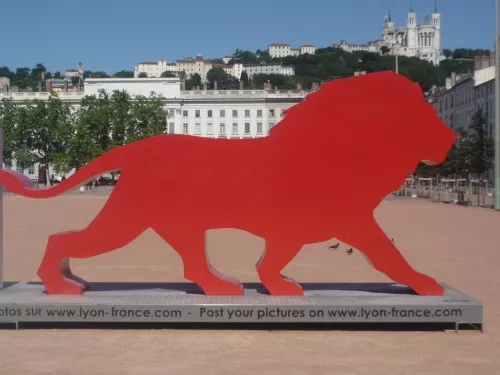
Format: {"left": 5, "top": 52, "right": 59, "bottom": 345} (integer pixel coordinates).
{"left": 1, "top": 0, "right": 495, "bottom": 74}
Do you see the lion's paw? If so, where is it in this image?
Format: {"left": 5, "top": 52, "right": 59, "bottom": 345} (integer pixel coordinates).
{"left": 411, "top": 276, "right": 445, "bottom": 296}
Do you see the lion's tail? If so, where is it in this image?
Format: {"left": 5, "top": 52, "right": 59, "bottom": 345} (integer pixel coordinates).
{"left": 0, "top": 146, "right": 126, "bottom": 199}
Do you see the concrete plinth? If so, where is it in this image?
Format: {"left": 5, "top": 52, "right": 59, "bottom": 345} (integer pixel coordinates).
{"left": 0, "top": 282, "right": 482, "bottom": 330}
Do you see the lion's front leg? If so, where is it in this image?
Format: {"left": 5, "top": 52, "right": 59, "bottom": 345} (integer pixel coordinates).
{"left": 257, "top": 236, "right": 304, "bottom": 296}
{"left": 338, "top": 214, "right": 444, "bottom": 296}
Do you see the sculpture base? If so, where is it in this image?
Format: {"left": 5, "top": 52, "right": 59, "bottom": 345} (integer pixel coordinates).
{"left": 0, "top": 282, "right": 483, "bottom": 331}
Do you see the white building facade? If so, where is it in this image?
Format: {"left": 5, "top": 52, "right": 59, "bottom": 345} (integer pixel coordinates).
{"left": 242, "top": 64, "right": 295, "bottom": 78}
{"left": 268, "top": 43, "right": 316, "bottom": 58}
{"left": 134, "top": 59, "right": 170, "bottom": 78}
{"left": 1, "top": 78, "right": 309, "bottom": 181}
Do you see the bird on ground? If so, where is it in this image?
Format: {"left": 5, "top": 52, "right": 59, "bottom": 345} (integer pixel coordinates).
{"left": 346, "top": 248, "right": 353, "bottom": 255}
{"left": 328, "top": 243, "right": 340, "bottom": 250}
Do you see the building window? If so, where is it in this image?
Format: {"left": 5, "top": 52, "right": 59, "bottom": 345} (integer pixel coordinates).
{"left": 168, "top": 123, "right": 175, "bottom": 134}
{"left": 245, "top": 110, "right": 250, "bottom": 117}
{"left": 220, "top": 123, "right": 226, "bottom": 134}
{"left": 244, "top": 123, "right": 250, "bottom": 134}
{"left": 257, "top": 122, "right": 263, "bottom": 134}
{"left": 195, "top": 123, "right": 201, "bottom": 135}
{"left": 183, "top": 123, "right": 188, "bottom": 134}
{"left": 16, "top": 164, "right": 23, "bottom": 173}
{"left": 169, "top": 110, "right": 174, "bottom": 118}
{"left": 207, "top": 110, "right": 212, "bottom": 117}
{"left": 207, "top": 123, "right": 213, "bottom": 134}
{"left": 220, "top": 110, "right": 225, "bottom": 118}
{"left": 269, "top": 122, "right": 275, "bottom": 131}
{"left": 257, "top": 110, "right": 262, "bottom": 117}
{"left": 183, "top": 110, "right": 188, "bottom": 117}
{"left": 28, "top": 165, "right": 35, "bottom": 175}
{"left": 232, "top": 123, "right": 238, "bottom": 134}
{"left": 232, "top": 109, "right": 238, "bottom": 117}
{"left": 195, "top": 110, "right": 200, "bottom": 118}
{"left": 269, "top": 109, "right": 275, "bottom": 117}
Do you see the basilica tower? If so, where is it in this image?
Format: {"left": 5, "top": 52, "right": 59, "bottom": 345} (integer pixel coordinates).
{"left": 407, "top": 1, "right": 417, "bottom": 50}
{"left": 432, "top": 1, "right": 441, "bottom": 54}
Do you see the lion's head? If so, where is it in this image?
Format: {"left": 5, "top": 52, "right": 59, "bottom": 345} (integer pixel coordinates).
{"left": 271, "top": 72, "right": 456, "bottom": 170}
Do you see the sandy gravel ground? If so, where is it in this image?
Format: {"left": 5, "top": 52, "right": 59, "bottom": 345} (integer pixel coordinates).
{"left": 0, "top": 193, "right": 499, "bottom": 375}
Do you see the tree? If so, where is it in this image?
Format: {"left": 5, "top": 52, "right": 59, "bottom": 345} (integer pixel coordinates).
{"left": 114, "top": 70, "right": 134, "bottom": 78}
{"left": 460, "top": 109, "right": 494, "bottom": 179}
{"left": 206, "top": 68, "right": 227, "bottom": 86}
{"left": 240, "top": 71, "right": 250, "bottom": 88}
{"left": 187, "top": 73, "right": 202, "bottom": 89}
{"left": 0, "top": 99, "right": 18, "bottom": 167}
{"left": 84, "top": 71, "right": 110, "bottom": 79}
{"left": 138, "top": 72, "right": 148, "bottom": 78}
{"left": 380, "top": 46, "right": 391, "bottom": 55}
{"left": 442, "top": 49, "right": 453, "bottom": 59}
{"left": 109, "top": 90, "right": 132, "bottom": 148}
{"left": 70, "top": 76, "right": 81, "bottom": 89}
{"left": 160, "top": 71, "right": 176, "bottom": 78}
{"left": 126, "top": 92, "right": 168, "bottom": 143}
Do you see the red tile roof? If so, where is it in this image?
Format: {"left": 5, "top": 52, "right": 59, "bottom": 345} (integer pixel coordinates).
{"left": 269, "top": 43, "right": 290, "bottom": 46}
{"left": 301, "top": 44, "right": 315, "bottom": 47}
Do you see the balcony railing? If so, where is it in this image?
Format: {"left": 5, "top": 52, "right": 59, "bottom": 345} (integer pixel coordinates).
{"left": 0, "top": 89, "right": 310, "bottom": 102}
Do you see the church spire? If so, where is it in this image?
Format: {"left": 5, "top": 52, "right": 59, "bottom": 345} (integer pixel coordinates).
{"left": 410, "top": 0, "right": 414, "bottom": 12}
{"left": 434, "top": 0, "right": 438, "bottom": 13}
{"left": 388, "top": 8, "right": 392, "bottom": 22}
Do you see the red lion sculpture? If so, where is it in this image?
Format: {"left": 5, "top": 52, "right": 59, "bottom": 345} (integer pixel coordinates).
{"left": 0, "top": 72, "right": 455, "bottom": 296}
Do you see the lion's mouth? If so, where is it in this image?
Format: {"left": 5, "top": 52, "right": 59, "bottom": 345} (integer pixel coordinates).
{"left": 422, "top": 160, "right": 438, "bottom": 166}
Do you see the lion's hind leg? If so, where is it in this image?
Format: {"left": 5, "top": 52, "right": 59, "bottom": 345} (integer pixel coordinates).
{"left": 153, "top": 226, "right": 244, "bottom": 296}
{"left": 37, "top": 200, "right": 147, "bottom": 295}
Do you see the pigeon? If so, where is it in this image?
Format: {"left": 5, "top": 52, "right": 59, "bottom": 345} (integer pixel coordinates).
{"left": 346, "top": 248, "right": 353, "bottom": 255}
{"left": 391, "top": 238, "right": 395, "bottom": 244}
{"left": 328, "top": 243, "right": 340, "bottom": 250}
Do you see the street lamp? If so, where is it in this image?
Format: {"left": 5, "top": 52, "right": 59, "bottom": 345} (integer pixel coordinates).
{"left": 495, "top": 0, "right": 500, "bottom": 209}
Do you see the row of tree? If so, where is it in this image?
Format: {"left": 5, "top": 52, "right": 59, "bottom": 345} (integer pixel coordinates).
{"left": 0, "top": 90, "right": 168, "bottom": 183}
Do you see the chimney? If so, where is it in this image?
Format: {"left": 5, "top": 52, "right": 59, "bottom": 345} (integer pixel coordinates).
{"left": 312, "top": 82, "right": 319, "bottom": 91}
{"left": 450, "top": 72, "right": 456, "bottom": 86}
{"left": 296, "top": 83, "right": 303, "bottom": 91}
{"left": 445, "top": 77, "right": 452, "bottom": 89}
{"left": 214, "top": 81, "right": 217, "bottom": 90}
{"left": 63, "top": 80, "right": 68, "bottom": 92}
{"left": 239, "top": 80, "right": 243, "bottom": 90}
